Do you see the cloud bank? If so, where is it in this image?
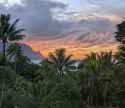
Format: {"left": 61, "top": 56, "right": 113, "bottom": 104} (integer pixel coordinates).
{"left": 0, "top": 0, "right": 123, "bottom": 39}
{"left": 0, "top": 0, "right": 125, "bottom": 58}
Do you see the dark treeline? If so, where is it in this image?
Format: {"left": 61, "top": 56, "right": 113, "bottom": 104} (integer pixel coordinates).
{"left": 0, "top": 14, "right": 125, "bottom": 108}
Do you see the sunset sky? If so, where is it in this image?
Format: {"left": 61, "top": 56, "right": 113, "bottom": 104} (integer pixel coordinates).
{"left": 0, "top": 0, "right": 124, "bottom": 59}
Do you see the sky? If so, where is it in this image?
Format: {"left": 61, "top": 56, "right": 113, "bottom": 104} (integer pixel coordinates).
{"left": 0, "top": 0, "right": 124, "bottom": 59}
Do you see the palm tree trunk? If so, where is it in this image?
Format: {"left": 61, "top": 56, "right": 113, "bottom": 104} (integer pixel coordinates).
{"left": 60, "top": 70, "right": 64, "bottom": 80}
{"left": 61, "top": 70, "right": 63, "bottom": 79}
{"left": 0, "top": 82, "right": 5, "bottom": 108}
{"left": 2, "top": 40, "right": 6, "bottom": 65}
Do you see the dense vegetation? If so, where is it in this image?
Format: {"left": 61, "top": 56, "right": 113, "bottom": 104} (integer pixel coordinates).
{"left": 0, "top": 14, "right": 124, "bottom": 108}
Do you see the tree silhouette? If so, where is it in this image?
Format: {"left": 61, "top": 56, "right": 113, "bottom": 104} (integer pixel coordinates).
{"left": 80, "top": 52, "right": 116, "bottom": 108}
{"left": 7, "top": 43, "right": 30, "bottom": 73}
{"left": 115, "top": 21, "right": 125, "bottom": 43}
{"left": 0, "top": 14, "right": 25, "bottom": 65}
{"left": 115, "top": 20, "right": 125, "bottom": 64}
{"left": 48, "top": 48, "right": 74, "bottom": 79}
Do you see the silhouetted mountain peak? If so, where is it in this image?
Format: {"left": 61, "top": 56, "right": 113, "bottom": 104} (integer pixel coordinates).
{"left": 0, "top": 43, "right": 44, "bottom": 64}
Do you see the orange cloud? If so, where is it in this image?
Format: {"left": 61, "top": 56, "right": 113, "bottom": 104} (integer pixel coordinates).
{"left": 22, "top": 33, "right": 118, "bottom": 59}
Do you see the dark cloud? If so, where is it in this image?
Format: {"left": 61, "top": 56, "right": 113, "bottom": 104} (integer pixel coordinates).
{"left": 59, "top": 16, "right": 116, "bottom": 41}
{"left": 87, "top": 0, "right": 125, "bottom": 17}
{"left": 78, "top": 17, "right": 115, "bottom": 33}
{"left": 0, "top": 0, "right": 67, "bottom": 37}
{"left": 0, "top": 0, "right": 121, "bottom": 41}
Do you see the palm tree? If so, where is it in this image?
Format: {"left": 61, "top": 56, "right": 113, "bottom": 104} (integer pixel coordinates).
{"left": 7, "top": 43, "right": 22, "bottom": 61}
{"left": 48, "top": 48, "right": 74, "bottom": 79}
{"left": 80, "top": 52, "right": 116, "bottom": 108}
{"left": 7, "top": 43, "right": 30, "bottom": 72}
{"left": 0, "top": 14, "right": 25, "bottom": 65}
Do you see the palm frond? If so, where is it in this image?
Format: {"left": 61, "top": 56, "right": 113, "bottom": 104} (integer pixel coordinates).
{"left": 48, "top": 53, "right": 58, "bottom": 65}
{"left": 0, "top": 14, "right": 25, "bottom": 42}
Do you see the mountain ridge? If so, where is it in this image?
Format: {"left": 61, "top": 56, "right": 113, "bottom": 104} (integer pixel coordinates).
{"left": 0, "top": 43, "right": 44, "bottom": 63}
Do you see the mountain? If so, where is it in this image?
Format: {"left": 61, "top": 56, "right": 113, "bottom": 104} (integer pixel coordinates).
{"left": 20, "top": 43, "right": 43, "bottom": 60}
{"left": 0, "top": 43, "right": 44, "bottom": 64}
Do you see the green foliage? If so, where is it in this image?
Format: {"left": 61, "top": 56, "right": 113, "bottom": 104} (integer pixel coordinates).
{"left": 0, "top": 48, "right": 124, "bottom": 108}
{"left": 0, "top": 67, "right": 39, "bottom": 108}
{"left": 13, "top": 75, "right": 39, "bottom": 108}
{"left": 0, "top": 66, "right": 16, "bottom": 85}
{"left": 41, "top": 79, "right": 80, "bottom": 108}
{"left": 79, "top": 52, "right": 125, "bottom": 108}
